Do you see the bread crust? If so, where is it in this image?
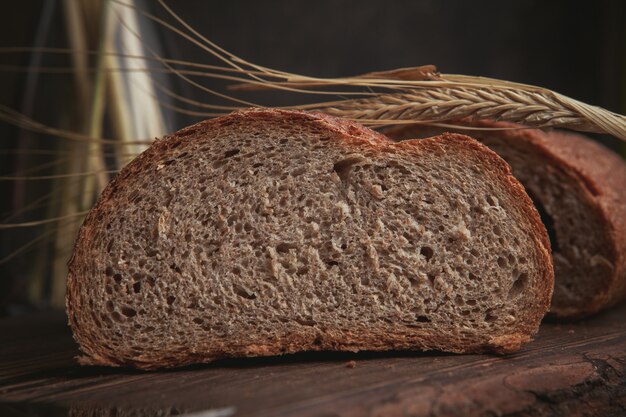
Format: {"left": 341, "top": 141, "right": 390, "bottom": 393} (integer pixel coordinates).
{"left": 386, "top": 120, "right": 626, "bottom": 318}
{"left": 66, "top": 109, "right": 552, "bottom": 369}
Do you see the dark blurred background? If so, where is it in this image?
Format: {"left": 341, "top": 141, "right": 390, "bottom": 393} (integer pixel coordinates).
{"left": 1, "top": 0, "right": 625, "bottom": 316}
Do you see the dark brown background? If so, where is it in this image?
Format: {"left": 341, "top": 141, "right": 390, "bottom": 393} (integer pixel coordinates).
{"left": 1, "top": 0, "right": 625, "bottom": 315}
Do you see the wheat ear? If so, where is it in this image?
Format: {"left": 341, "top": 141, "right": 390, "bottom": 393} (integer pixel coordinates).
{"left": 313, "top": 88, "right": 626, "bottom": 136}
{"left": 294, "top": 77, "right": 626, "bottom": 141}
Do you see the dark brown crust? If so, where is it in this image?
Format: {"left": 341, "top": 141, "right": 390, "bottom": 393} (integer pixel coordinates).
{"left": 385, "top": 120, "right": 626, "bottom": 318}
{"left": 66, "top": 109, "right": 552, "bottom": 369}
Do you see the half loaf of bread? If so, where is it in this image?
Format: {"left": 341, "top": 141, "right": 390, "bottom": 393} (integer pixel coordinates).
{"left": 386, "top": 120, "right": 626, "bottom": 319}
{"left": 66, "top": 109, "right": 553, "bottom": 369}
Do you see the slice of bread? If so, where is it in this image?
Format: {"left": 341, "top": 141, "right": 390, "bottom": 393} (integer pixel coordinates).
{"left": 66, "top": 109, "right": 553, "bottom": 369}
{"left": 386, "top": 120, "right": 626, "bottom": 319}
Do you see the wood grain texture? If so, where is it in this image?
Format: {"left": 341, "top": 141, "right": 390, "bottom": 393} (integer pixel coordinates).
{"left": 1, "top": 305, "right": 626, "bottom": 417}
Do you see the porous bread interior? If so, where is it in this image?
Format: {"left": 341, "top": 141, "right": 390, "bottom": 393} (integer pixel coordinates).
{"left": 477, "top": 138, "right": 612, "bottom": 315}
{"left": 70, "top": 114, "right": 547, "bottom": 366}
{"left": 386, "top": 124, "right": 612, "bottom": 317}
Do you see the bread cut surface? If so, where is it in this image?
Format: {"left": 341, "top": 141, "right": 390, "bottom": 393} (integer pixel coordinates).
{"left": 386, "top": 120, "right": 626, "bottom": 319}
{"left": 66, "top": 109, "right": 552, "bottom": 369}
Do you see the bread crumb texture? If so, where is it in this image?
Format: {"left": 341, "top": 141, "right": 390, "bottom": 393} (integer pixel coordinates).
{"left": 66, "top": 109, "right": 552, "bottom": 369}
{"left": 385, "top": 120, "right": 626, "bottom": 319}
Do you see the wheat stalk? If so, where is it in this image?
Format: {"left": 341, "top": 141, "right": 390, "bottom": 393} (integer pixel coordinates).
{"left": 238, "top": 71, "right": 623, "bottom": 141}
{"left": 224, "top": 63, "right": 626, "bottom": 140}
{"left": 303, "top": 82, "right": 626, "bottom": 140}
{"left": 307, "top": 81, "right": 626, "bottom": 141}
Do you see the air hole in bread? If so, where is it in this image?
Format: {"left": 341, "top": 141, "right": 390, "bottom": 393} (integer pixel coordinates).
{"left": 295, "top": 318, "right": 316, "bottom": 326}
{"left": 162, "top": 159, "right": 175, "bottom": 167}
{"left": 113, "top": 274, "right": 122, "bottom": 284}
{"left": 233, "top": 285, "right": 256, "bottom": 300}
{"left": 226, "top": 215, "right": 237, "bottom": 226}
{"left": 527, "top": 192, "right": 559, "bottom": 252}
{"left": 486, "top": 195, "right": 499, "bottom": 207}
{"left": 485, "top": 309, "right": 498, "bottom": 322}
{"left": 276, "top": 242, "right": 297, "bottom": 253}
{"left": 416, "top": 315, "right": 431, "bottom": 323}
{"left": 167, "top": 295, "right": 176, "bottom": 305}
{"left": 325, "top": 260, "right": 340, "bottom": 268}
{"left": 332, "top": 155, "right": 366, "bottom": 182}
{"left": 121, "top": 306, "right": 137, "bottom": 317}
{"left": 508, "top": 271, "right": 529, "bottom": 299}
{"left": 402, "top": 233, "right": 416, "bottom": 245}
{"left": 132, "top": 282, "right": 141, "bottom": 294}
{"left": 224, "top": 149, "right": 240, "bottom": 158}
{"left": 497, "top": 257, "right": 507, "bottom": 268}
{"left": 420, "top": 246, "right": 434, "bottom": 262}
{"left": 427, "top": 273, "right": 436, "bottom": 287}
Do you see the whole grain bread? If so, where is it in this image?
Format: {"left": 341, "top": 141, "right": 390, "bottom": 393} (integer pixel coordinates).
{"left": 66, "top": 109, "right": 553, "bottom": 369}
{"left": 386, "top": 120, "right": 626, "bottom": 319}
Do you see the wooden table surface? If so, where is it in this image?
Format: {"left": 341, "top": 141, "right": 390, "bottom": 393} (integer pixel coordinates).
{"left": 1, "top": 305, "right": 625, "bottom": 417}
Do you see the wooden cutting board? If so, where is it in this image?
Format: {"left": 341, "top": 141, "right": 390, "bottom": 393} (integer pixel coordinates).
{"left": 1, "top": 304, "right": 625, "bottom": 417}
